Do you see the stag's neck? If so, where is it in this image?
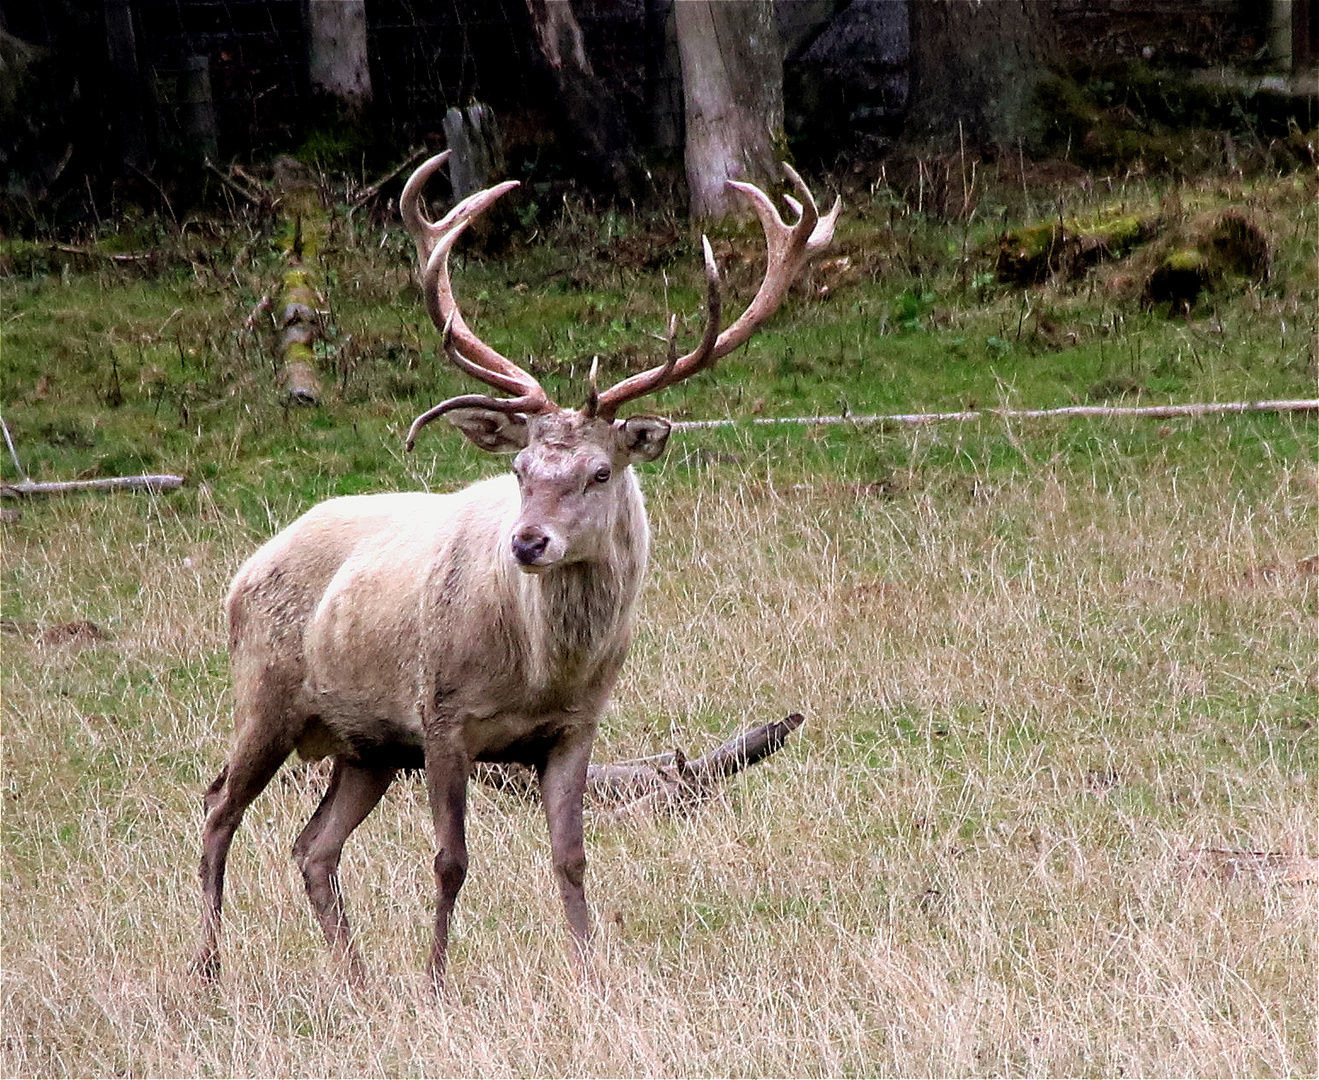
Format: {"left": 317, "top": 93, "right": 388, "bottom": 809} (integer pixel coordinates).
{"left": 516, "top": 473, "right": 649, "bottom": 682}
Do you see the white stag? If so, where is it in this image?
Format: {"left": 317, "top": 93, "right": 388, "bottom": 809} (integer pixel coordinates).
{"left": 193, "top": 152, "right": 840, "bottom": 983}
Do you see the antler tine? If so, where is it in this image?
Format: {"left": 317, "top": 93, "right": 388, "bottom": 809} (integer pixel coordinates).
{"left": 596, "top": 163, "right": 840, "bottom": 417}
{"left": 436, "top": 312, "right": 547, "bottom": 401}
{"left": 417, "top": 181, "right": 537, "bottom": 387}
{"left": 595, "top": 236, "right": 722, "bottom": 418}
{"left": 406, "top": 317, "right": 549, "bottom": 451}
{"left": 401, "top": 153, "right": 525, "bottom": 267}
{"left": 400, "top": 155, "right": 555, "bottom": 431}
{"left": 400, "top": 151, "right": 461, "bottom": 265}
{"left": 715, "top": 162, "right": 841, "bottom": 358}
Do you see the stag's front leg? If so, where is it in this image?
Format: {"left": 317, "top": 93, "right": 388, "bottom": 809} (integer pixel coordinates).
{"left": 422, "top": 737, "right": 470, "bottom": 987}
{"left": 538, "top": 730, "right": 595, "bottom": 959}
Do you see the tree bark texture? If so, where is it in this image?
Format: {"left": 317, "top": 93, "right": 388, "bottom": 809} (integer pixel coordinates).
{"left": 181, "top": 54, "right": 219, "bottom": 162}
{"left": 104, "top": 0, "right": 149, "bottom": 171}
{"left": 307, "top": 0, "right": 372, "bottom": 112}
{"left": 906, "top": 0, "right": 1058, "bottom": 150}
{"left": 525, "top": 0, "right": 639, "bottom": 196}
{"left": 272, "top": 157, "right": 325, "bottom": 405}
{"left": 644, "top": 0, "right": 683, "bottom": 153}
{"left": 675, "top": 0, "right": 784, "bottom": 219}
{"left": 442, "top": 103, "right": 504, "bottom": 201}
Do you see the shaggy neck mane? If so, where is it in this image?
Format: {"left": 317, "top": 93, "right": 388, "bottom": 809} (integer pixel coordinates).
{"left": 520, "top": 475, "right": 648, "bottom": 680}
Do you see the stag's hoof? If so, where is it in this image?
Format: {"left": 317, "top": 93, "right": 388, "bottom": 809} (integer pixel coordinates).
{"left": 190, "top": 950, "right": 221, "bottom": 983}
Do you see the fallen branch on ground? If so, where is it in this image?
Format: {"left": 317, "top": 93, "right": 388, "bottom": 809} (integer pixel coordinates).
{"left": 203, "top": 157, "right": 271, "bottom": 207}
{"left": 0, "top": 416, "right": 184, "bottom": 499}
{"left": 474, "top": 713, "right": 805, "bottom": 817}
{"left": 1, "top": 475, "right": 185, "bottom": 497}
{"left": 53, "top": 245, "right": 155, "bottom": 264}
{"left": 673, "top": 398, "right": 1319, "bottom": 432}
{"left": 349, "top": 147, "right": 427, "bottom": 212}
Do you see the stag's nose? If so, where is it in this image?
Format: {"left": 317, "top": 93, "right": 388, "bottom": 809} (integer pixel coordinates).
{"left": 512, "top": 528, "right": 551, "bottom": 567}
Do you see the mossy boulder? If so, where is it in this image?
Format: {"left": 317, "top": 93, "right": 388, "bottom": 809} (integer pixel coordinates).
{"left": 1143, "top": 211, "right": 1269, "bottom": 309}
{"left": 997, "top": 209, "right": 1160, "bottom": 285}
{"left": 996, "top": 197, "right": 1271, "bottom": 315}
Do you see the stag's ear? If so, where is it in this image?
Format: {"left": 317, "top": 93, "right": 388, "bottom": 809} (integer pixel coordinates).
{"left": 613, "top": 415, "right": 671, "bottom": 463}
{"left": 445, "top": 408, "right": 530, "bottom": 453}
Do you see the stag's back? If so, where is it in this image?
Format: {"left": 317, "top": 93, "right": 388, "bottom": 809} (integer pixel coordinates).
{"left": 227, "top": 491, "right": 460, "bottom": 649}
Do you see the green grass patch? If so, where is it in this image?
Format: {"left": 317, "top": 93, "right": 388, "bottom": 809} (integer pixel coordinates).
{"left": 1, "top": 167, "right": 1315, "bottom": 1079}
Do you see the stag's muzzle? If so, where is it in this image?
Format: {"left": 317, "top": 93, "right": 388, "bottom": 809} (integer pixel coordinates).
{"left": 511, "top": 526, "right": 561, "bottom": 572}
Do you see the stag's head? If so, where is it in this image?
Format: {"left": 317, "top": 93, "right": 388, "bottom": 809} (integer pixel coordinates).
{"left": 400, "top": 152, "right": 840, "bottom": 572}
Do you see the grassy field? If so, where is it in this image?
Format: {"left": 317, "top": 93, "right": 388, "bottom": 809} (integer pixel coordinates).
{"left": 1, "top": 167, "right": 1315, "bottom": 1077}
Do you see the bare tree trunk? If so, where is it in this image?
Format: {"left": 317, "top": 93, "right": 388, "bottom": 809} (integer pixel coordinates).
{"left": 525, "top": 0, "right": 639, "bottom": 196}
{"left": 104, "top": 0, "right": 149, "bottom": 172}
{"left": 644, "top": 0, "right": 683, "bottom": 153}
{"left": 181, "top": 54, "right": 219, "bottom": 162}
{"left": 675, "top": 0, "right": 783, "bottom": 219}
{"left": 306, "top": 0, "right": 372, "bottom": 113}
{"left": 906, "top": 0, "right": 1057, "bottom": 150}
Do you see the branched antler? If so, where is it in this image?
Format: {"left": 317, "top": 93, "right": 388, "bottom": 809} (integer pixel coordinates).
{"left": 399, "top": 155, "right": 840, "bottom": 445}
{"left": 400, "top": 153, "right": 551, "bottom": 446}
{"left": 595, "top": 164, "right": 841, "bottom": 418}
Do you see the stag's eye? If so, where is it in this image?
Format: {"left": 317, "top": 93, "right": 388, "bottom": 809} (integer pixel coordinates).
{"left": 593, "top": 466, "right": 612, "bottom": 485}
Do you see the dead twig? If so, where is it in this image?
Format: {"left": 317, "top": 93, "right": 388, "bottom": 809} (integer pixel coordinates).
{"left": 349, "top": 147, "right": 428, "bottom": 213}
{"left": 1, "top": 416, "right": 28, "bottom": 481}
{"left": 204, "top": 157, "right": 270, "bottom": 207}
{"left": 244, "top": 295, "right": 273, "bottom": 333}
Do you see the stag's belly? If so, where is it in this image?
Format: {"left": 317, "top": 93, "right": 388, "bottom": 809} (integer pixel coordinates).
{"left": 297, "top": 693, "right": 593, "bottom": 771}
{"left": 298, "top": 526, "right": 601, "bottom": 769}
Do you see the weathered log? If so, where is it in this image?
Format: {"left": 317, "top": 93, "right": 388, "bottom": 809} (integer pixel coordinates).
{"left": 1, "top": 475, "right": 185, "bottom": 497}
{"left": 272, "top": 158, "right": 326, "bottom": 406}
{"left": 673, "top": 399, "right": 1319, "bottom": 432}
{"left": 473, "top": 713, "right": 806, "bottom": 815}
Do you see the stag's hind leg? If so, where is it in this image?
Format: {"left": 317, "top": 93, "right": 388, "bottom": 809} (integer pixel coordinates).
{"left": 193, "top": 706, "right": 300, "bottom": 980}
{"left": 293, "top": 758, "right": 396, "bottom": 980}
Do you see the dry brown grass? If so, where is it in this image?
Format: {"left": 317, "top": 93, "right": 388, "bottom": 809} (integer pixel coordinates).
{"left": 2, "top": 421, "right": 1315, "bottom": 1077}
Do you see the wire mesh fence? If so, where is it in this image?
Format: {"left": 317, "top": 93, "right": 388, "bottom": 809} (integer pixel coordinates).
{"left": 133, "top": 0, "right": 553, "bottom": 160}
{"left": 0, "top": 0, "right": 1286, "bottom": 217}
